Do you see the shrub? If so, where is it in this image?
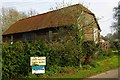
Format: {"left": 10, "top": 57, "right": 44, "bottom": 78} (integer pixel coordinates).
{"left": 2, "top": 39, "right": 84, "bottom": 78}
{"left": 2, "top": 40, "right": 49, "bottom": 78}
{"left": 2, "top": 41, "right": 25, "bottom": 78}
{"left": 2, "top": 27, "right": 102, "bottom": 78}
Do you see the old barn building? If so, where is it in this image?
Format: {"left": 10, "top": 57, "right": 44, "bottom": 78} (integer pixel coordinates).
{"left": 2, "top": 4, "right": 101, "bottom": 43}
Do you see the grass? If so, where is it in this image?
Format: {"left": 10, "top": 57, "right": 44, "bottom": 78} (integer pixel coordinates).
{"left": 26, "top": 54, "right": 119, "bottom": 78}
{"left": 61, "top": 55, "right": 119, "bottom": 78}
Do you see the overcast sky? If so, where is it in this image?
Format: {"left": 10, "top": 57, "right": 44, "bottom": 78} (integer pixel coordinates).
{"left": 1, "top": 0, "right": 119, "bottom": 36}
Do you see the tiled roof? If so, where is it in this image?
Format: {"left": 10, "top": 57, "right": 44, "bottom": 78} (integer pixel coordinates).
{"left": 3, "top": 4, "right": 100, "bottom": 35}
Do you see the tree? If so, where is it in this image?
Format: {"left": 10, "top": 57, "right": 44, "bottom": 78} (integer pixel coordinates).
{"left": 0, "top": 7, "right": 28, "bottom": 33}
{"left": 49, "top": 1, "right": 100, "bottom": 66}
{"left": 27, "top": 9, "right": 38, "bottom": 17}
{"left": 111, "top": 1, "right": 120, "bottom": 39}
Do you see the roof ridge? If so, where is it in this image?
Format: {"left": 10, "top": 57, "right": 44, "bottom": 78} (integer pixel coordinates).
{"left": 19, "top": 4, "right": 93, "bottom": 21}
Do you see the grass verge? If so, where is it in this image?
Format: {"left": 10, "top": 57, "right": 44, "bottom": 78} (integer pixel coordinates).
{"left": 61, "top": 55, "right": 119, "bottom": 78}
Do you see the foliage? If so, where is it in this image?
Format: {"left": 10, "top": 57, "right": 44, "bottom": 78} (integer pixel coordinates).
{"left": 112, "top": 41, "right": 120, "bottom": 50}
{"left": 0, "top": 8, "right": 28, "bottom": 32}
{"left": 2, "top": 37, "right": 99, "bottom": 78}
{"left": 2, "top": 41, "right": 49, "bottom": 78}
{"left": 0, "top": 7, "right": 38, "bottom": 33}
{"left": 111, "top": 2, "right": 120, "bottom": 39}
{"left": 2, "top": 26, "right": 101, "bottom": 78}
{"left": 62, "top": 55, "right": 119, "bottom": 78}
{"left": 2, "top": 42, "right": 23, "bottom": 78}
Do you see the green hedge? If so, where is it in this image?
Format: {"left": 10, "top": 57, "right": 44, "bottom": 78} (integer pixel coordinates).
{"left": 2, "top": 39, "right": 102, "bottom": 78}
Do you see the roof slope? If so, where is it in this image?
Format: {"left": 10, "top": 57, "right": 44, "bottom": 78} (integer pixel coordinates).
{"left": 3, "top": 4, "right": 100, "bottom": 35}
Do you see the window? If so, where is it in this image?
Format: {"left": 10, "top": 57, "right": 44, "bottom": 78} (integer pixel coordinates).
{"left": 48, "top": 31, "right": 53, "bottom": 41}
{"left": 58, "top": 27, "right": 64, "bottom": 41}
{"left": 94, "top": 28, "right": 98, "bottom": 43}
{"left": 23, "top": 32, "right": 34, "bottom": 41}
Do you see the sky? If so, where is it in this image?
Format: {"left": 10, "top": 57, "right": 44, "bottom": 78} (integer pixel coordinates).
{"left": 1, "top": 0, "right": 119, "bottom": 36}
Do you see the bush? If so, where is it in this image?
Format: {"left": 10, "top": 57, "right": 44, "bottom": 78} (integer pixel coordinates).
{"left": 2, "top": 28, "right": 102, "bottom": 78}
{"left": 47, "top": 40, "right": 81, "bottom": 67}
{"left": 2, "top": 40, "right": 49, "bottom": 78}
{"left": 2, "top": 39, "right": 84, "bottom": 78}
{"left": 2, "top": 41, "right": 25, "bottom": 78}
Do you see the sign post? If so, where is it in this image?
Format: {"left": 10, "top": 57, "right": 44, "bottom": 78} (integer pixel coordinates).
{"left": 30, "top": 57, "right": 46, "bottom": 75}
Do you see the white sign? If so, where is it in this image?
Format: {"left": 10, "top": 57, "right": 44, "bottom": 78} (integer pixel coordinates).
{"left": 30, "top": 57, "right": 46, "bottom": 66}
{"left": 32, "top": 66, "right": 45, "bottom": 74}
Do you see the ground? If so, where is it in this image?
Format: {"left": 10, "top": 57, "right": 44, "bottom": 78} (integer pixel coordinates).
{"left": 89, "top": 67, "right": 120, "bottom": 78}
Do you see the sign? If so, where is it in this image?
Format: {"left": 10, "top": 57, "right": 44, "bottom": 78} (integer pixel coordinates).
{"left": 32, "top": 66, "right": 45, "bottom": 74}
{"left": 30, "top": 57, "right": 46, "bottom": 66}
